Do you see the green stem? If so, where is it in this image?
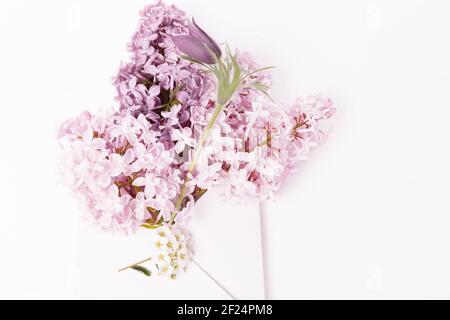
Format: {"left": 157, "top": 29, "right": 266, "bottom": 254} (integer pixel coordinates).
{"left": 257, "top": 138, "right": 269, "bottom": 148}
{"left": 168, "top": 102, "right": 224, "bottom": 224}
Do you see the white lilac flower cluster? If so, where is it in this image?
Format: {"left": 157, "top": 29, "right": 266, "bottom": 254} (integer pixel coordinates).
{"left": 148, "top": 224, "right": 193, "bottom": 279}
{"left": 58, "top": 1, "right": 336, "bottom": 277}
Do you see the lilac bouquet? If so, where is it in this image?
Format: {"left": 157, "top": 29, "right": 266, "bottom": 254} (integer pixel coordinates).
{"left": 58, "top": 1, "right": 336, "bottom": 278}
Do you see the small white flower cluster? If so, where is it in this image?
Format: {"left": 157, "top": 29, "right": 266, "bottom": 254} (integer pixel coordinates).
{"left": 148, "top": 224, "right": 193, "bottom": 279}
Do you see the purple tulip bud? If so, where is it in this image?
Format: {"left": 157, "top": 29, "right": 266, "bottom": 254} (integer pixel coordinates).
{"left": 173, "top": 19, "right": 222, "bottom": 64}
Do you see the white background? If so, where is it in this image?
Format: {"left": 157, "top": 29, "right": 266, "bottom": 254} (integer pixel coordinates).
{"left": 0, "top": 0, "right": 449, "bottom": 299}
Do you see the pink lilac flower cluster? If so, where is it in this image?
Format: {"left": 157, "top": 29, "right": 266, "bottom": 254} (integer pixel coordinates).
{"left": 194, "top": 55, "right": 336, "bottom": 201}
{"left": 58, "top": 111, "right": 181, "bottom": 234}
{"left": 58, "top": 0, "right": 335, "bottom": 239}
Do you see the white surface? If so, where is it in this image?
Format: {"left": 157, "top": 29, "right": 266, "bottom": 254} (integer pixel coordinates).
{"left": 0, "top": 0, "right": 449, "bottom": 299}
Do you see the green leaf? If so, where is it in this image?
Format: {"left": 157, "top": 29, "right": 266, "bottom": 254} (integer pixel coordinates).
{"left": 140, "top": 223, "right": 161, "bottom": 229}
{"left": 131, "top": 265, "right": 151, "bottom": 276}
{"left": 230, "top": 52, "right": 241, "bottom": 93}
{"left": 217, "top": 56, "right": 226, "bottom": 86}
{"left": 181, "top": 55, "right": 215, "bottom": 72}
{"left": 218, "top": 46, "right": 241, "bottom": 104}
{"left": 249, "top": 82, "right": 274, "bottom": 102}
{"left": 241, "top": 66, "right": 276, "bottom": 81}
